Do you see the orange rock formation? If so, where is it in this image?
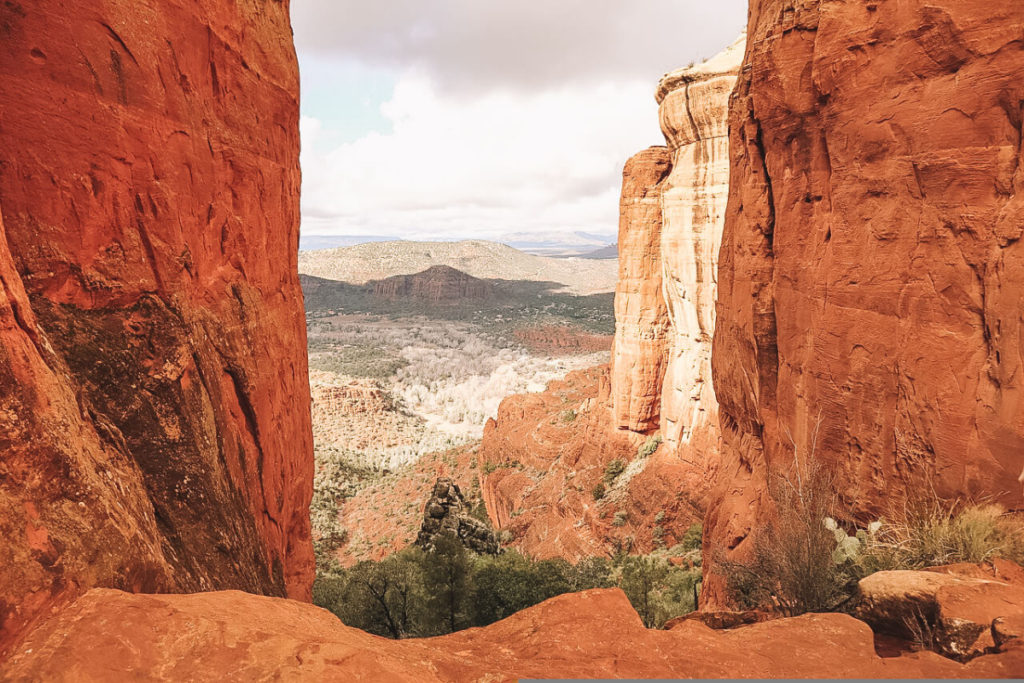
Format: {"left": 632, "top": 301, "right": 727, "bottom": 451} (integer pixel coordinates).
{"left": 479, "top": 367, "right": 703, "bottom": 560}
{"left": 480, "top": 40, "right": 746, "bottom": 558}
{"left": 6, "top": 588, "right": 1024, "bottom": 680}
{"left": 707, "top": 1, "right": 1024, "bottom": 604}
{"left": 0, "top": 0, "right": 312, "bottom": 655}
{"left": 610, "top": 37, "right": 745, "bottom": 505}
{"left": 612, "top": 147, "right": 672, "bottom": 432}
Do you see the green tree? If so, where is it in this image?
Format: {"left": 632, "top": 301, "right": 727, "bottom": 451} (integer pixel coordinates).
{"left": 422, "top": 533, "right": 472, "bottom": 634}
{"left": 340, "top": 554, "right": 421, "bottom": 638}
{"left": 570, "top": 556, "right": 614, "bottom": 591}
{"left": 620, "top": 555, "right": 669, "bottom": 628}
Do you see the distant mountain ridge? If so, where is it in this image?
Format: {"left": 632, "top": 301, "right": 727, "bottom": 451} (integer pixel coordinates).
{"left": 297, "top": 240, "right": 617, "bottom": 295}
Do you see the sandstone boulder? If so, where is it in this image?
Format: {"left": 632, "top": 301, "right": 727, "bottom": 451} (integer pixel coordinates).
{"left": 854, "top": 569, "right": 1024, "bottom": 659}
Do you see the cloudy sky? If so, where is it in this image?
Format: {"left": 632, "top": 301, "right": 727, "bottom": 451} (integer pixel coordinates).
{"left": 291, "top": 1, "right": 747, "bottom": 245}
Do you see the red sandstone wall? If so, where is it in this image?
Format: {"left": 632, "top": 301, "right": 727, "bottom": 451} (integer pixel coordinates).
{"left": 0, "top": 0, "right": 313, "bottom": 652}
{"left": 611, "top": 147, "right": 672, "bottom": 432}
{"left": 708, "top": 0, "right": 1024, "bottom": 604}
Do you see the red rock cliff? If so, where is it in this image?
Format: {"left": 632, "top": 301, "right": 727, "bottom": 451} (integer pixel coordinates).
{"left": 708, "top": 0, "right": 1024, "bottom": 603}
{"left": 0, "top": 0, "right": 313, "bottom": 653}
{"left": 610, "top": 38, "right": 743, "bottom": 505}
{"left": 611, "top": 147, "right": 672, "bottom": 432}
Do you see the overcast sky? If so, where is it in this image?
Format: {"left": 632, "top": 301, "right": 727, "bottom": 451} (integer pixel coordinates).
{"left": 292, "top": 1, "right": 747, "bottom": 244}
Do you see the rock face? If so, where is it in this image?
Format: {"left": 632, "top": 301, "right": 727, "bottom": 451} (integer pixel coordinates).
{"left": 416, "top": 478, "right": 499, "bottom": 554}
{"left": 7, "top": 587, "right": 1024, "bottom": 681}
{"left": 480, "top": 367, "right": 703, "bottom": 561}
{"left": 371, "top": 265, "right": 492, "bottom": 304}
{"left": 0, "top": 0, "right": 313, "bottom": 655}
{"left": 707, "top": 0, "right": 1024, "bottom": 603}
{"left": 656, "top": 36, "right": 744, "bottom": 462}
{"left": 612, "top": 147, "right": 672, "bottom": 432}
{"left": 610, "top": 37, "right": 743, "bottom": 505}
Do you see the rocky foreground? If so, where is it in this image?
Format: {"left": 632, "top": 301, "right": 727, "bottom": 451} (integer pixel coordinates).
{"left": 5, "top": 582, "right": 1024, "bottom": 681}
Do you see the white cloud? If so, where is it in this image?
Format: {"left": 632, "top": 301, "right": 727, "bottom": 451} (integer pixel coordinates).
{"left": 300, "top": 73, "right": 659, "bottom": 240}
{"left": 292, "top": 1, "right": 748, "bottom": 241}
{"left": 292, "top": 0, "right": 747, "bottom": 93}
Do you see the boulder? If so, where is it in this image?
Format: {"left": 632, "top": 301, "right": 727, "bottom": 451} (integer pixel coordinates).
{"left": 854, "top": 569, "right": 1024, "bottom": 659}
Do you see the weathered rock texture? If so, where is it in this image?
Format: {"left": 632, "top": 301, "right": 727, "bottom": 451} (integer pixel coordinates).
{"left": 610, "top": 37, "right": 744, "bottom": 507}
{"left": 656, "top": 36, "right": 744, "bottom": 462}
{"left": 480, "top": 367, "right": 703, "bottom": 561}
{"left": 416, "top": 478, "right": 499, "bottom": 554}
{"left": 0, "top": 0, "right": 313, "bottom": 655}
{"left": 612, "top": 147, "right": 672, "bottom": 432}
{"left": 708, "top": 1, "right": 1024, "bottom": 604}
{"left": 854, "top": 567, "right": 1024, "bottom": 659}
{"left": 7, "top": 588, "right": 1024, "bottom": 681}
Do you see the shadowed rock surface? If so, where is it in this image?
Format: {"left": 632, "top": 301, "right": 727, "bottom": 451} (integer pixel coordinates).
{"left": 416, "top": 478, "right": 499, "bottom": 554}
{"left": 706, "top": 0, "right": 1024, "bottom": 606}
{"left": 0, "top": 0, "right": 313, "bottom": 655}
{"left": 371, "top": 266, "right": 492, "bottom": 304}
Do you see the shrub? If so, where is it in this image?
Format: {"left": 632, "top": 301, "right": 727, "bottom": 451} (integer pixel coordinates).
{"left": 894, "top": 501, "right": 1024, "bottom": 567}
{"left": 680, "top": 523, "right": 703, "bottom": 552}
{"left": 612, "top": 510, "right": 628, "bottom": 527}
{"left": 620, "top": 556, "right": 701, "bottom": 628}
{"left": 603, "top": 459, "right": 626, "bottom": 485}
{"left": 654, "top": 510, "right": 665, "bottom": 524}
{"left": 637, "top": 435, "right": 662, "bottom": 458}
{"left": 718, "top": 456, "right": 848, "bottom": 616}
{"left": 592, "top": 482, "right": 606, "bottom": 501}
{"left": 561, "top": 409, "right": 577, "bottom": 423}
{"left": 835, "top": 502, "right": 1024, "bottom": 580}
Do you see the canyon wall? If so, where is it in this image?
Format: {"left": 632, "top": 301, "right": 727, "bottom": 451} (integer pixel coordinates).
{"left": 0, "top": 0, "right": 313, "bottom": 652}
{"left": 611, "top": 147, "right": 672, "bottom": 432}
{"left": 708, "top": 0, "right": 1024, "bottom": 601}
{"left": 611, "top": 37, "right": 743, "bottom": 502}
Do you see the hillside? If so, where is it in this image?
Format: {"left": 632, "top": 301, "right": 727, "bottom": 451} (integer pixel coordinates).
{"left": 298, "top": 240, "right": 618, "bottom": 295}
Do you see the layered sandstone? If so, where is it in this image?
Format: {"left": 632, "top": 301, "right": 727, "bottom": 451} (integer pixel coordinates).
{"left": 7, "top": 588, "right": 1024, "bottom": 680}
{"left": 656, "top": 36, "right": 744, "bottom": 462}
{"left": 610, "top": 37, "right": 743, "bottom": 507}
{"left": 611, "top": 147, "right": 672, "bottom": 432}
{"left": 0, "top": 0, "right": 312, "bottom": 654}
{"left": 708, "top": 1, "right": 1024, "bottom": 604}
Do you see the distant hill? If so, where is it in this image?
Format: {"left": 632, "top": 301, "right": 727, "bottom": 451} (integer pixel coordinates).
{"left": 371, "top": 265, "right": 491, "bottom": 304}
{"left": 299, "top": 234, "right": 398, "bottom": 251}
{"left": 297, "top": 240, "right": 617, "bottom": 295}
{"left": 575, "top": 243, "right": 618, "bottom": 259}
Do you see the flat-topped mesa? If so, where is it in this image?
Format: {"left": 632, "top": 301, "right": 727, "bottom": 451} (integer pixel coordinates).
{"left": 0, "top": 0, "right": 313, "bottom": 655}
{"left": 707, "top": 1, "right": 1024, "bottom": 607}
